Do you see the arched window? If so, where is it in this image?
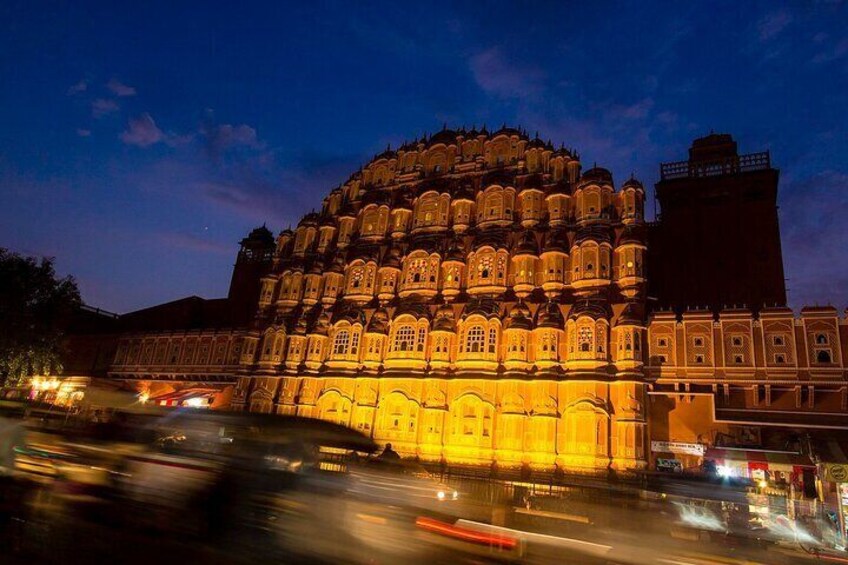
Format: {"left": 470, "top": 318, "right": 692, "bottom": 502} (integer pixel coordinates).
{"left": 817, "top": 350, "right": 832, "bottom": 364}
{"left": 579, "top": 326, "right": 592, "bottom": 353}
{"left": 333, "top": 330, "right": 350, "bottom": 356}
{"left": 393, "top": 325, "right": 415, "bottom": 352}
{"left": 816, "top": 333, "right": 829, "bottom": 345}
{"left": 465, "top": 325, "right": 486, "bottom": 353}
{"left": 417, "top": 327, "right": 426, "bottom": 352}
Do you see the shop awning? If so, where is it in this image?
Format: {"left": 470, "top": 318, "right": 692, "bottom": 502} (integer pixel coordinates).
{"left": 150, "top": 388, "right": 218, "bottom": 408}
{"left": 705, "top": 447, "right": 814, "bottom": 475}
{"left": 813, "top": 440, "right": 848, "bottom": 465}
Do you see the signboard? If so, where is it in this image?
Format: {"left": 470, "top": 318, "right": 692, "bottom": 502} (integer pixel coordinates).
{"left": 651, "top": 441, "right": 706, "bottom": 456}
{"left": 827, "top": 464, "right": 848, "bottom": 483}
{"left": 656, "top": 458, "right": 683, "bottom": 473}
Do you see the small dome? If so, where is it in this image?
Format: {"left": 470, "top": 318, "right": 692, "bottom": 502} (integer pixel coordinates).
{"left": 473, "top": 229, "right": 509, "bottom": 251}
{"left": 391, "top": 190, "right": 413, "bottom": 210}
{"left": 367, "top": 307, "right": 389, "bottom": 334}
{"left": 328, "top": 255, "right": 346, "bottom": 274}
{"left": 433, "top": 304, "right": 456, "bottom": 332}
{"left": 617, "top": 225, "right": 645, "bottom": 246}
{"left": 293, "top": 315, "right": 308, "bottom": 335}
{"left": 373, "top": 146, "right": 397, "bottom": 161}
{"left": 569, "top": 300, "right": 609, "bottom": 321}
{"left": 622, "top": 176, "right": 644, "bottom": 190}
{"left": 492, "top": 125, "right": 522, "bottom": 138}
{"left": 535, "top": 301, "right": 564, "bottom": 329}
{"left": 543, "top": 230, "right": 569, "bottom": 253}
{"left": 505, "top": 302, "right": 532, "bottom": 330}
{"left": 526, "top": 136, "right": 547, "bottom": 150}
{"left": 298, "top": 212, "right": 320, "bottom": 227}
{"left": 518, "top": 174, "right": 545, "bottom": 194}
{"left": 278, "top": 228, "right": 294, "bottom": 237}
{"left": 319, "top": 214, "right": 336, "bottom": 227}
{"left": 381, "top": 247, "right": 402, "bottom": 269}
{"left": 427, "top": 128, "right": 458, "bottom": 146}
{"left": 513, "top": 231, "right": 539, "bottom": 256}
{"left": 307, "top": 260, "right": 324, "bottom": 275}
{"left": 453, "top": 183, "right": 475, "bottom": 202}
{"left": 332, "top": 306, "right": 366, "bottom": 325}
{"left": 394, "top": 302, "right": 430, "bottom": 320}
{"left": 462, "top": 298, "right": 501, "bottom": 320}
{"left": 546, "top": 179, "right": 572, "bottom": 197}
{"left": 574, "top": 225, "right": 612, "bottom": 245}
{"left": 348, "top": 245, "right": 380, "bottom": 263}
{"left": 482, "top": 169, "right": 515, "bottom": 188}
{"left": 580, "top": 167, "right": 613, "bottom": 185}
{"left": 445, "top": 240, "right": 466, "bottom": 262}
{"left": 616, "top": 302, "right": 644, "bottom": 326}
{"left": 310, "top": 311, "right": 331, "bottom": 335}
{"left": 337, "top": 202, "right": 357, "bottom": 218}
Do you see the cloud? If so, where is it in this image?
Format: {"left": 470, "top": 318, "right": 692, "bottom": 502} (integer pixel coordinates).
{"left": 188, "top": 148, "right": 362, "bottom": 223}
{"left": 780, "top": 170, "right": 848, "bottom": 307}
{"left": 76, "top": 128, "right": 91, "bottom": 137}
{"left": 201, "top": 122, "right": 264, "bottom": 160}
{"left": 609, "top": 98, "right": 655, "bottom": 121}
{"left": 812, "top": 37, "right": 848, "bottom": 64}
{"left": 156, "top": 231, "right": 231, "bottom": 255}
{"left": 469, "top": 47, "right": 545, "bottom": 99}
{"left": 92, "top": 98, "right": 119, "bottom": 118}
{"left": 758, "top": 10, "right": 792, "bottom": 41}
{"left": 107, "top": 78, "right": 137, "bottom": 97}
{"left": 120, "top": 113, "right": 164, "bottom": 147}
{"left": 67, "top": 80, "right": 87, "bottom": 95}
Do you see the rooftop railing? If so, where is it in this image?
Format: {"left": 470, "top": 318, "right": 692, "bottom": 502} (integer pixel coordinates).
{"left": 660, "top": 151, "right": 770, "bottom": 180}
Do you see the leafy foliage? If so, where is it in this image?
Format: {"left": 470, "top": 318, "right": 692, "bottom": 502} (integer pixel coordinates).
{"left": 0, "top": 248, "right": 81, "bottom": 386}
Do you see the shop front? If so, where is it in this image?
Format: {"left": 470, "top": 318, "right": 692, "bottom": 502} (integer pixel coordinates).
{"left": 704, "top": 447, "right": 818, "bottom": 527}
{"left": 815, "top": 440, "right": 848, "bottom": 548}
{"left": 650, "top": 440, "right": 707, "bottom": 473}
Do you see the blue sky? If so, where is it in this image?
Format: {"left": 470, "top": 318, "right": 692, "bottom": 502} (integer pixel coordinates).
{"left": 1, "top": 1, "right": 846, "bottom": 312}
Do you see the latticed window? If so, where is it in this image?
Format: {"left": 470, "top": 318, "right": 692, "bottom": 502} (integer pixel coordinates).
{"left": 393, "top": 326, "right": 416, "bottom": 351}
{"left": 488, "top": 328, "right": 497, "bottom": 354}
{"left": 579, "top": 326, "right": 592, "bottom": 352}
{"left": 350, "top": 332, "right": 360, "bottom": 356}
{"left": 477, "top": 256, "right": 493, "bottom": 280}
{"left": 406, "top": 259, "right": 428, "bottom": 285}
{"left": 465, "top": 325, "right": 486, "bottom": 354}
{"left": 417, "top": 327, "right": 426, "bottom": 352}
{"left": 333, "top": 331, "right": 350, "bottom": 356}
{"left": 349, "top": 267, "right": 364, "bottom": 289}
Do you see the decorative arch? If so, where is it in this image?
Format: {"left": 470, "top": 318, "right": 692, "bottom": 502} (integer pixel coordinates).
{"left": 458, "top": 314, "right": 501, "bottom": 361}
{"left": 476, "top": 185, "right": 515, "bottom": 225}
{"left": 399, "top": 250, "right": 440, "bottom": 295}
{"left": 316, "top": 389, "right": 353, "bottom": 426}
{"left": 561, "top": 400, "right": 610, "bottom": 458}
{"left": 375, "top": 391, "right": 420, "bottom": 447}
{"left": 386, "top": 313, "right": 429, "bottom": 364}
{"left": 412, "top": 191, "right": 450, "bottom": 229}
{"left": 329, "top": 320, "right": 363, "bottom": 363}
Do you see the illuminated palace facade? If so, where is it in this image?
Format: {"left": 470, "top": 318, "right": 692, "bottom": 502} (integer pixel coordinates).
{"left": 109, "top": 128, "right": 848, "bottom": 474}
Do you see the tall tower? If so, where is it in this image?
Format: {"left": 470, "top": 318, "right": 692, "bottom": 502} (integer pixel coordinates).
{"left": 228, "top": 225, "right": 275, "bottom": 324}
{"left": 650, "top": 134, "right": 786, "bottom": 311}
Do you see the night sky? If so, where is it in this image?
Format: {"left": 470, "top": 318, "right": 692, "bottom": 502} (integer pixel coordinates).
{"left": 1, "top": 1, "right": 846, "bottom": 313}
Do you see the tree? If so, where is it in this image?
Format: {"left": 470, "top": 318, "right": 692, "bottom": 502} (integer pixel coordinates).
{"left": 0, "top": 248, "right": 81, "bottom": 387}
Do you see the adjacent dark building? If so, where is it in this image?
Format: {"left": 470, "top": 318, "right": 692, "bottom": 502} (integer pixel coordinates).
{"left": 650, "top": 134, "right": 786, "bottom": 311}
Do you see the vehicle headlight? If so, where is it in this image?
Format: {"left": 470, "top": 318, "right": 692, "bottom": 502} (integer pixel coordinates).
{"left": 436, "top": 490, "right": 446, "bottom": 500}
{"left": 452, "top": 490, "right": 459, "bottom": 500}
